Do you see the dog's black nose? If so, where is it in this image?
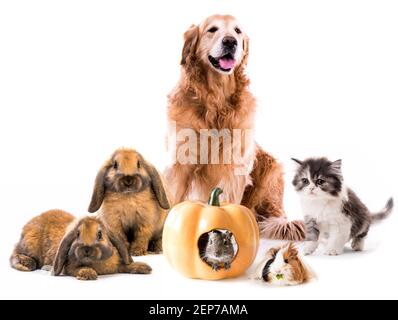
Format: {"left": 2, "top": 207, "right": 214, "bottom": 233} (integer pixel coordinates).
{"left": 123, "top": 176, "right": 134, "bottom": 187}
{"left": 222, "top": 36, "right": 237, "bottom": 50}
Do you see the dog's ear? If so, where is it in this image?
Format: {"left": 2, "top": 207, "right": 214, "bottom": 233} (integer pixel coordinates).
{"left": 141, "top": 157, "right": 170, "bottom": 210}
{"left": 181, "top": 24, "right": 199, "bottom": 65}
{"left": 88, "top": 163, "right": 110, "bottom": 213}
{"left": 53, "top": 223, "right": 78, "bottom": 276}
{"left": 241, "top": 35, "right": 250, "bottom": 66}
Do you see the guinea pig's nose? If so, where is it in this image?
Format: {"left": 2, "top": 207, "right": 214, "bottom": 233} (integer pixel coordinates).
{"left": 222, "top": 36, "right": 237, "bottom": 50}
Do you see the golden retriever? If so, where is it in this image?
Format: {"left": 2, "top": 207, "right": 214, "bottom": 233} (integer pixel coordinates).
{"left": 164, "top": 15, "right": 305, "bottom": 240}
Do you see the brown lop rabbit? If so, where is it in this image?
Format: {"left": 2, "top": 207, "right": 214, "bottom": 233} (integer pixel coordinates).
{"left": 88, "top": 148, "right": 170, "bottom": 257}
{"left": 10, "top": 210, "right": 152, "bottom": 280}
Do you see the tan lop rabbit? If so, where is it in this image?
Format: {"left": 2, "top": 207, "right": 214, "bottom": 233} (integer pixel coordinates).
{"left": 88, "top": 148, "right": 170, "bottom": 258}
{"left": 10, "top": 210, "right": 152, "bottom": 280}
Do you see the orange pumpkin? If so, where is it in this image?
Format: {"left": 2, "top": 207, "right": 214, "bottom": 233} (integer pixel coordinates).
{"left": 162, "top": 188, "right": 260, "bottom": 280}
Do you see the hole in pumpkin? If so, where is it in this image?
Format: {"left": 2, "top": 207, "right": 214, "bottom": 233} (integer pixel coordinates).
{"left": 198, "top": 229, "right": 238, "bottom": 271}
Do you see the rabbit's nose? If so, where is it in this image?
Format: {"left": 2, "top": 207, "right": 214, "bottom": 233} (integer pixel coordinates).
{"left": 123, "top": 176, "right": 134, "bottom": 187}
{"left": 82, "top": 246, "right": 93, "bottom": 256}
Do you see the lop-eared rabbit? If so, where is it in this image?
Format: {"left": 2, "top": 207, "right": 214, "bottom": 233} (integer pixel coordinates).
{"left": 10, "top": 210, "right": 152, "bottom": 280}
{"left": 88, "top": 148, "right": 170, "bottom": 258}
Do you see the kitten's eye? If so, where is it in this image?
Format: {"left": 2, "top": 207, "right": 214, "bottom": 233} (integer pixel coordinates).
{"left": 316, "top": 179, "right": 325, "bottom": 186}
{"left": 301, "top": 178, "right": 309, "bottom": 185}
{"left": 97, "top": 230, "right": 103, "bottom": 241}
{"left": 235, "top": 27, "right": 242, "bottom": 34}
{"left": 113, "top": 161, "right": 118, "bottom": 170}
{"left": 208, "top": 26, "right": 218, "bottom": 33}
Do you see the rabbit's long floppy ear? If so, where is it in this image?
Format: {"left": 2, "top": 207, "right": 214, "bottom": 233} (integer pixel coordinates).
{"left": 88, "top": 164, "right": 109, "bottom": 213}
{"left": 106, "top": 229, "right": 132, "bottom": 265}
{"left": 181, "top": 24, "right": 199, "bottom": 66}
{"left": 141, "top": 158, "right": 170, "bottom": 210}
{"left": 53, "top": 223, "right": 78, "bottom": 276}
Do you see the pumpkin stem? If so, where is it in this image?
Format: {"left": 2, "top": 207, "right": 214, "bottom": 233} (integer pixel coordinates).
{"left": 208, "top": 188, "right": 223, "bottom": 206}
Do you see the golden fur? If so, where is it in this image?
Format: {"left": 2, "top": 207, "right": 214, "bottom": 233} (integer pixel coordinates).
{"left": 88, "top": 148, "right": 170, "bottom": 257}
{"left": 164, "top": 15, "right": 305, "bottom": 240}
{"left": 10, "top": 210, "right": 152, "bottom": 280}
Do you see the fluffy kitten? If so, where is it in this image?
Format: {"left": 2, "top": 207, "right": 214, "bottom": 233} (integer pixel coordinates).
{"left": 292, "top": 157, "right": 393, "bottom": 256}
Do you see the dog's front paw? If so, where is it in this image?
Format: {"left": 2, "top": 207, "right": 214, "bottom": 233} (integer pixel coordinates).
{"left": 76, "top": 268, "right": 98, "bottom": 281}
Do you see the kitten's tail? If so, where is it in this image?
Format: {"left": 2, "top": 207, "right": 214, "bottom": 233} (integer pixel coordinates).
{"left": 371, "top": 198, "right": 394, "bottom": 223}
{"left": 259, "top": 216, "right": 306, "bottom": 241}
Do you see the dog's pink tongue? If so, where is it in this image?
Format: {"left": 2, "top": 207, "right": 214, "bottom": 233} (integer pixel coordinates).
{"left": 219, "top": 58, "right": 235, "bottom": 70}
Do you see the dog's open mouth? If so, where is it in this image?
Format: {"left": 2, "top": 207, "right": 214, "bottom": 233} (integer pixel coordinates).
{"left": 208, "top": 53, "right": 236, "bottom": 72}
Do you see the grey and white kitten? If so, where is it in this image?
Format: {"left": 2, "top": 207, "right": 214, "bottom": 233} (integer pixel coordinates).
{"left": 292, "top": 157, "right": 393, "bottom": 256}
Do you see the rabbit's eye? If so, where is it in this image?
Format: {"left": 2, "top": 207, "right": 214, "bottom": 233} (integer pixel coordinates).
{"left": 97, "top": 230, "right": 103, "bottom": 241}
{"left": 76, "top": 231, "right": 80, "bottom": 238}
{"left": 137, "top": 161, "right": 141, "bottom": 169}
{"left": 113, "top": 161, "right": 118, "bottom": 170}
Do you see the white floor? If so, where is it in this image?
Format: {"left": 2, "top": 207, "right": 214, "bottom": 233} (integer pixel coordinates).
{"left": 1, "top": 218, "right": 397, "bottom": 300}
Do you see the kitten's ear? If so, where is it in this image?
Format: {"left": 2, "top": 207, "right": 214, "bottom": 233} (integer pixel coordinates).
{"left": 330, "top": 159, "right": 342, "bottom": 171}
{"left": 291, "top": 158, "right": 303, "bottom": 166}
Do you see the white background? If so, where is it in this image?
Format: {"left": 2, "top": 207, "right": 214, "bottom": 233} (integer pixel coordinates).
{"left": 0, "top": 0, "right": 397, "bottom": 300}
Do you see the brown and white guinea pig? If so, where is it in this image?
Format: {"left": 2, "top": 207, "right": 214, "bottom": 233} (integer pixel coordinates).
{"left": 88, "top": 148, "right": 170, "bottom": 258}
{"left": 250, "top": 242, "right": 315, "bottom": 286}
{"left": 10, "top": 210, "right": 152, "bottom": 280}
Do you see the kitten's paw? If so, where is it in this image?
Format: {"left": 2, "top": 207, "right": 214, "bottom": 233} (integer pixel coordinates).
{"left": 303, "top": 243, "right": 318, "bottom": 256}
{"left": 351, "top": 238, "right": 365, "bottom": 251}
{"left": 303, "top": 248, "right": 316, "bottom": 256}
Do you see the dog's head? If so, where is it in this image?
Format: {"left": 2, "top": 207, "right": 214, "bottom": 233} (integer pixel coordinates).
{"left": 181, "top": 15, "right": 248, "bottom": 75}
